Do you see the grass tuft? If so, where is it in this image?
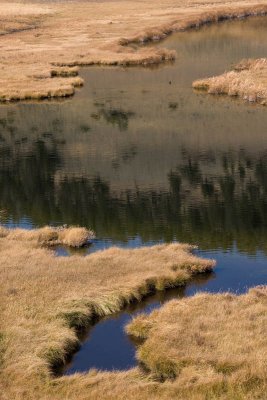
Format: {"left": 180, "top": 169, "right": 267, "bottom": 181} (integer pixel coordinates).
{"left": 51, "top": 67, "right": 79, "bottom": 78}
{"left": 193, "top": 58, "right": 267, "bottom": 105}
{"left": 0, "top": 225, "right": 95, "bottom": 247}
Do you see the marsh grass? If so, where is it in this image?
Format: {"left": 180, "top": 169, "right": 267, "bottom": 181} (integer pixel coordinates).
{"left": 0, "top": 226, "right": 215, "bottom": 399}
{"left": 1, "top": 1, "right": 267, "bottom": 101}
{"left": 119, "top": 5, "right": 267, "bottom": 45}
{"left": 50, "top": 67, "right": 79, "bottom": 78}
{"left": 193, "top": 58, "right": 267, "bottom": 105}
{"left": 126, "top": 287, "right": 267, "bottom": 395}
{"left": 0, "top": 225, "right": 95, "bottom": 247}
{"left": 0, "top": 76, "right": 84, "bottom": 102}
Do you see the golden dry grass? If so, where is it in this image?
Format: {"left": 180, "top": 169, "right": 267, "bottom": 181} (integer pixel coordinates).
{"left": 1, "top": 0, "right": 267, "bottom": 101}
{"left": 126, "top": 287, "right": 267, "bottom": 398}
{"left": 0, "top": 227, "right": 215, "bottom": 399}
{"left": 50, "top": 66, "right": 79, "bottom": 78}
{"left": 193, "top": 58, "right": 267, "bottom": 105}
{"left": 0, "top": 225, "right": 95, "bottom": 247}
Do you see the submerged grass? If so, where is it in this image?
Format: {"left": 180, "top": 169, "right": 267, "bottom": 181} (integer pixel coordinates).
{"left": 193, "top": 58, "right": 267, "bottom": 105}
{"left": 0, "top": 226, "right": 215, "bottom": 399}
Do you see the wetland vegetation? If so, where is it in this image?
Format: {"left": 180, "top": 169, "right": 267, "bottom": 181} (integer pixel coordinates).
{"left": 2, "top": 3, "right": 267, "bottom": 400}
{"left": 127, "top": 287, "right": 267, "bottom": 397}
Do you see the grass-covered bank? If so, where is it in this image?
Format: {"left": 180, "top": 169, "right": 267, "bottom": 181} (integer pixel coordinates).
{"left": 0, "top": 227, "right": 214, "bottom": 399}
{"left": 193, "top": 58, "right": 267, "bottom": 105}
{"left": 2, "top": 1, "right": 267, "bottom": 101}
{"left": 0, "top": 226, "right": 95, "bottom": 248}
{"left": 127, "top": 287, "right": 267, "bottom": 398}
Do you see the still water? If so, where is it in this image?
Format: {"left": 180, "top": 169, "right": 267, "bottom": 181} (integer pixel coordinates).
{"left": 2, "top": 16, "right": 267, "bottom": 372}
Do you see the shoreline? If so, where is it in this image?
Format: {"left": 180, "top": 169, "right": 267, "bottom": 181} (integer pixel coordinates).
{"left": 126, "top": 287, "right": 267, "bottom": 395}
{"left": 2, "top": 2, "right": 267, "bottom": 398}
{"left": 193, "top": 58, "right": 267, "bottom": 105}
{"left": 0, "top": 227, "right": 215, "bottom": 399}
{"left": 57, "top": 270, "right": 214, "bottom": 377}
{"left": 1, "top": 1, "right": 267, "bottom": 102}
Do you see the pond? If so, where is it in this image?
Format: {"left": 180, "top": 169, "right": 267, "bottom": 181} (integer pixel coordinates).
{"left": 1, "top": 16, "right": 267, "bottom": 373}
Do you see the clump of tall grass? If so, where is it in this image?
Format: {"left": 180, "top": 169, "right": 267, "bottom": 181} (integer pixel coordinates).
{"left": 193, "top": 58, "right": 267, "bottom": 105}
{"left": 50, "top": 67, "right": 79, "bottom": 78}
{"left": 0, "top": 225, "right": 95, "bottom": 247}
{"left": 0, "top": 75, "right": 84, "bottom": 102}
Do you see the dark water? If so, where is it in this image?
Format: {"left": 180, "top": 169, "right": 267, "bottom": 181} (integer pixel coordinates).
{"left": 64, "top": 286, "right": 188, "bottom": 374}
{"left": 1, "top": 17, "right": 267, "bottom": 254}
{"left": 65, "top": 247, "right": 267, "bottom": 374}
{"left": 1, "top": 16, "right": 267, "bottom": 373}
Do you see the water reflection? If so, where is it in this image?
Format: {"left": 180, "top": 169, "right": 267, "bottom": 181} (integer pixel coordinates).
{"left": 1, "top": 17, "right": 267, "bottom": 259}
{"left": 2, "top": 16, "right": 267, "bottom": 375}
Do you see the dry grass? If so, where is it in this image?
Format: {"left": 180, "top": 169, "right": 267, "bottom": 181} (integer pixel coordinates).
{"left": 1, "top": 0, "right": 267, "bottom": 101}
{"left": 0, "top": 225, "right": 95, "bottom": 247}
{"left": 0, "top": 227, "right": 214, "bottom": 399}
{"left": 126, "top": 287, "right": 267, "bottom": 398}
{"left": 193, "top": 58, "right": 267, "bottom": 105}
{"left": 50, "top": 67, "right": 79, "bottom": 78}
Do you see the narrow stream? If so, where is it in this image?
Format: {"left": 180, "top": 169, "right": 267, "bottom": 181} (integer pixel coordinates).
{"left": 64, "top": 285, "right": 190, "bottom": 374}
{"left": 1, "top": 16, "right": 267, "bottom": 374}
{"left": 64, "top": 246, "right": 267, "bottom": 374}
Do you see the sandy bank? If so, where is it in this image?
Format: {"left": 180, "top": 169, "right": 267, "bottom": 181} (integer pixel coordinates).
{"left": 1, "top": 1, "right": 267, "bottom": 101}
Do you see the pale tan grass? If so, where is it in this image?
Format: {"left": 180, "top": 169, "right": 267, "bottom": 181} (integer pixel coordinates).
{"left": 50, "top": 66, "right": 79, "bottom": 77}
{"left": 0, "top": 225, "right": 95, "bottom": 247}
{"left": 193, "top": 57, "right": 267, "bottom": 105}
{"left": 126, "top": 287, "right": 267, "bottom": 397}
{"left": 0, "top": 227, "right": 214, "bottom": 399}
{"left": 1, "top": 1, "right": 267, "bottom": 100}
